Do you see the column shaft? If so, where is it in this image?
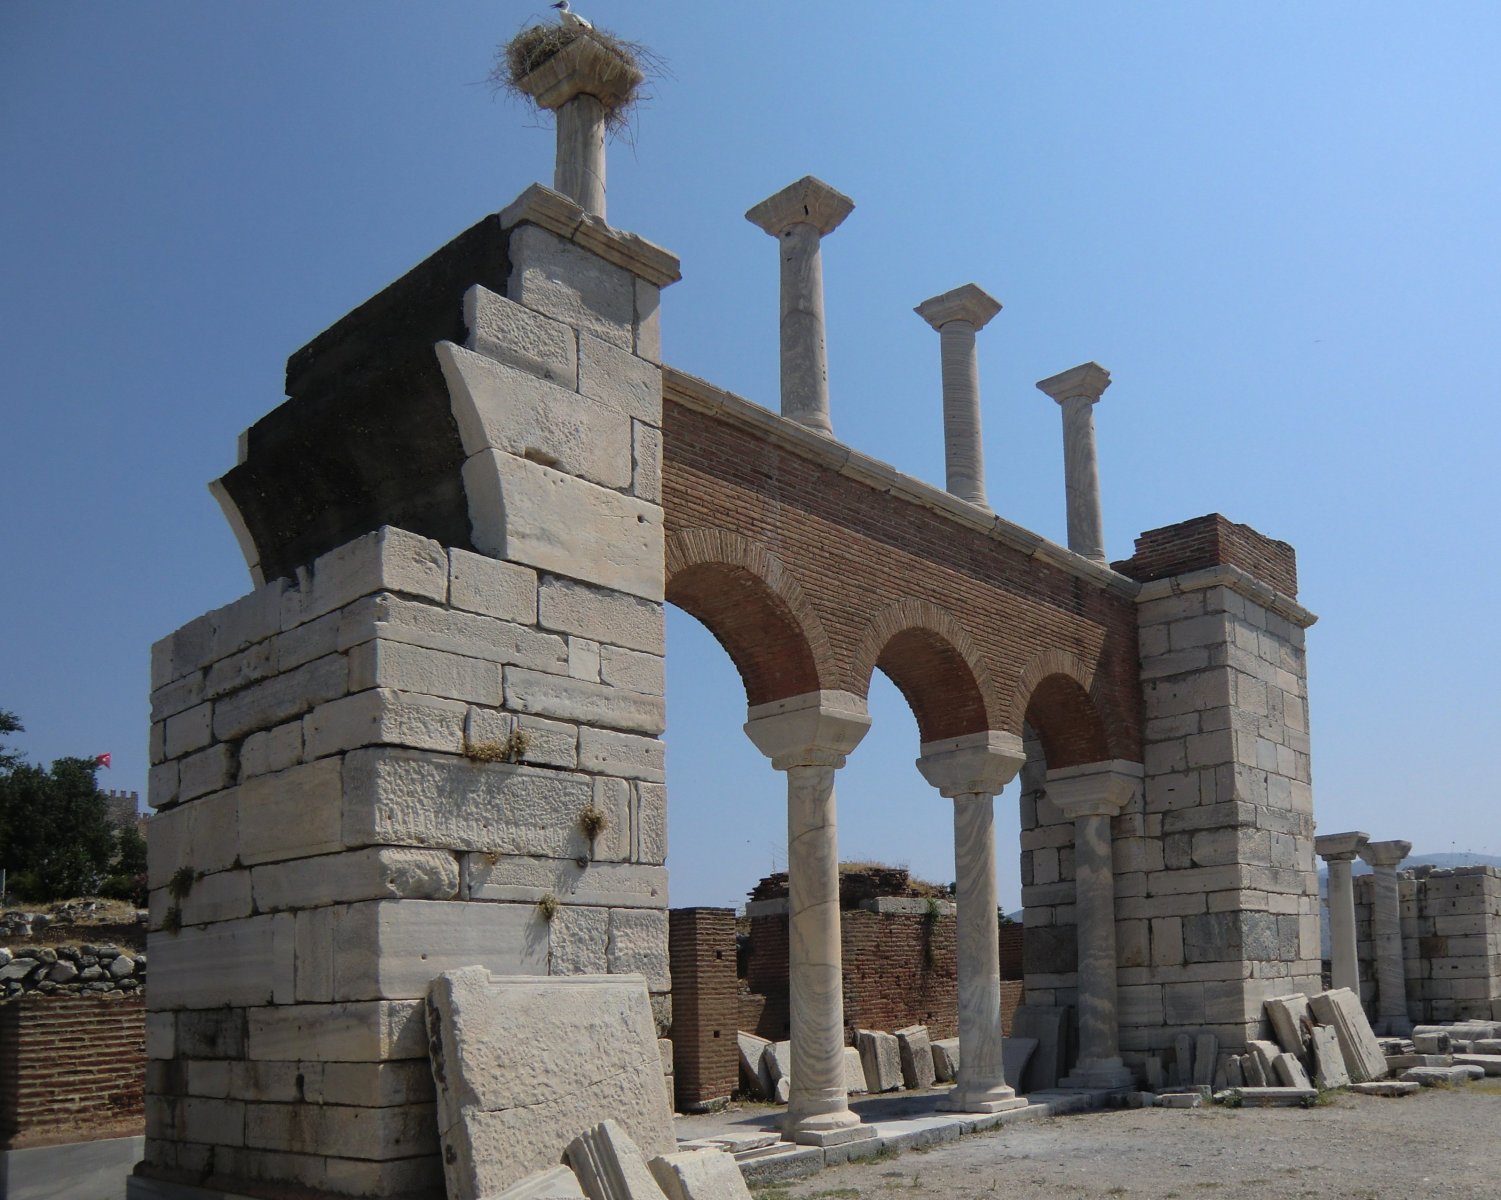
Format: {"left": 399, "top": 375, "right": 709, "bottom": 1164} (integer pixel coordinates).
{"left": 1370, "top": 864, "right": 1410, "bottom": 1033}
{"left": 1072, "top": 811, "right": 1120, "bottom": 1065}
{"left": 939, "top": 322, "right": 986, "bottom": 505}
{"left": 554, "top": 93, "right": 607, "bottom": 218}
{"left": 1326, "top": 858, "right": 1359, "bottom": 994}
{"left": 778, "top": 222, "right": 833, "bottom": 434}
{"left": 1060, "top": 395, "right": 1105, "bottom": 563}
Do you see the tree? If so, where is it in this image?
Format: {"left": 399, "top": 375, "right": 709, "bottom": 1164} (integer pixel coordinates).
{"left": 0, "top": 713, "right": 119, "bottom": 901}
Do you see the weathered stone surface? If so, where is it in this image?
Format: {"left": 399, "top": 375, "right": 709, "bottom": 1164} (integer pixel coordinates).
{"left": 1272, "top": 1052, "right": 1312, "bottom": 1090}
{"left": 428, "top": 970, "right": 674, "bottom": 1198}
{"left": 649, "top": 1147, "right": 753, "bottom": 1200}
{"left": 1453, "top": 1053, "right": 1501, "bottom": 1076}
{"left": 1400, "top": 1065, "right": 1476, "bottom": 1087}
{"left": 347, "top": 640, "right": 501, "bottom": 707}
{"left": 1264, "top": 993, "right": 1312, "bottom": 1058}
{"left": 737, "top": 1032, "right": 772, "bottom": 1099}
{"left": 1231, "top": 1086, "right": 1316, "bottom": 1107}
{"left": 931, "top": 1037, "right": 960, "bottom": 1083}
{"left": 1310, "top": 1024, "right": 1350, "bottom": 1089}
{"left": 1003, "top": 1037, "right": 1037, "bottom": 1090}
{"left": 539, "top": 578, "right": 664, "bottom": 655}
{"left": 238, "top": 757, "right": 346, "bottom": 866}
{"left": 762, "top": 1041, "right": 792, "bottom": 1105}
{"left": 842, "top": 1046, "right": 867, "bottom": 1096}
{"left": 449, "top": 547, "right": 539, "bottom": 625}
{"left": 253, "top": 846, "right": 459, "bottom": 912}
{"left": 578, "top": 727, "right": 666, "bottom": 782}
{"left": 151, "top": 914, "right": 295, "bottom": 1010}
{"left": 1011, "top": 1006, "right": 1070, "bottom": 1092}
{"left": 505, "top": 666, "right": 665, "bottom": 737}
{"left": 303, "top": 687, "right": 468, "bottom": 758}
{"left": 283, "top": 527, "right": 449, "bottom": 627}
{"left": 495, "top": 1165, "right": 586, "bottom": 1200}
{"left": 1193, "top": 1033, "right": 1219, "bottom": 1087}
{"left": 608, "top": 909, "right": 670, "bottom": 991}
{"left": 466, "top": 856, "right": 666, "bottom": 909}
{"left": 464, "top": 284, "right": 577, "bottom": 390}
{"left": 1349, "top": 1080, "right": 1420, "bottom": 1097}
{"left": 856, "top": 1029, "right": 902, "bottom": 1093}
{"left": 895, "top": 1025, "right": 936, "bottom": 1090}
{"left": 1309, "top": 988, "right": 1387, "bottom": 1083}
{"left": 565, "top": 1118, "right": 669, "bottom": 1200}
{"left": 508, "top": 225, "right": 637, "bottom": 350}
{"left": 1412, "top": 1031, "right": 1452, "bottom": 1055}
{"left": 339, "top": 593, "right": 565, "bottom": 672}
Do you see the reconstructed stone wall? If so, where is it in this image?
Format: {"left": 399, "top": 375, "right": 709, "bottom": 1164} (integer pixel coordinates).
{"left": 0, "top": 995, "right": 145, "bottom": 1144}
{"left": 1354, "top": 866, "right": 1501, "bottom": 1024}
{"left": 0, "top": 944, "right": 144, "bottom": 999}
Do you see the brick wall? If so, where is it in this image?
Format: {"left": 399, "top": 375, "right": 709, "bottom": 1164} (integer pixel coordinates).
{"left": 0, "top": 994, "right": 145, "bottom": 1143}
{"left": 1113, "top": 513, "right": 1298, "bottom": 599}
{"left": 667, "top": 908, "right": 738, "bottom": 1110}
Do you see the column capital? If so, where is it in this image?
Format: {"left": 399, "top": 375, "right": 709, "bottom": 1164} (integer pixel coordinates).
{"left": 1315, "top": 831, "right": 1370, "bottom": 863}
{"left": 1359, "top": 839, "right": 1412, "bottom": 869}
{"left": 915, "top": 731, "right": 1025, "bottom": 798}
{"left": 1045, "top": 760, "right": 1142, "bottom": 819}
{"left": 914, "top": 284, "right": 1002, "bottom": 333}
{"left": 744, "top": 689, "right": 871, "bottom": 771}
{"left": 1037, "top": 361, "right": 1111, "bottom": 406}
{"left": 512, "top": 33, "right": 644, "bottom": 113}
{"left": 746, "top": 176, "right": 855, "bottom": 238}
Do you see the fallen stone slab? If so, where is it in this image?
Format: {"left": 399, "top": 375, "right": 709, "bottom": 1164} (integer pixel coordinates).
{"left": 1144, "top": 1055, "right": 1164, "bottom": 1091}
{"left": 895, "top": 1025, "right": 936, "bottom": 1090}
{"left": 1242, "top": 1051, "right": 1268, "bottom": 1087}
{"left": 1386, "top": 1053, "right": 1451, "bottom": 1070}
{"left": 1309, "top": 988, "right": 1387, "bottom": 1083}
{"left": 1193, "top": 1032, "right": 1219, "bottom": 1087}
{"left": 1264, "top": 993, "right": 1313, "bottom": 1059}
{"left": 736, "top": 1032, "right": 772, "bottom": 1100}
{"left": 1158, "top": 1091, "right": 1202, "bottom": 1109}
{"left": 1399, "top": 1065, "right": 1477, "bottom": 1087}
{"left": 1473, "top": 1038, "right": 1501, "bottom": 1055}
{"left": 1229, "top": 1087, "right": 1318, "bottom": 1108}
{"left": 1172, "top": 1033, "right": 1196, "bottom": 1087}
{"left": 931, "top": 1037, "right": 959, "bottom": 1083}
{"left": 648, "top": 1148, "right": 753, "bottom": 1200}
{"left": 1010, "top": 1006, "right": 1070, "bottom": 1092}
{"left": 1003, "top": 1036, "right": 1037, "bottom": 1090}
{"left": 1247, "top": 1040, "right": 1281, "bottom": 1081}
{"left": 1224, "top": 1055, "right": 1245, "bottom": 1088}
{"left": 498, "top": 1166, "right": 587, "bottom": 1199}
{"left": 762, "top": 1041, "right": 792, "bottom": 1104}
{"left": 1453, "top": 1053, "right": 1501, "bottom": 1077}
{"left": 734, "top": 1144, "right": 824, "bottom": 1186}
{"left": 1272, "top": 1052, "right": 1312, "bottom": 1090}
{"left": 1350, "top": 1080, "right": 1421, "bottom": 1097}
{"left": 1310, "top": 1025, "right": 1350, "bottom": 1089}
{"left": 843, "top": 1045, "right": 867, "bottom": 1095}
{"left": 857, "top": 1029, "right": 902, "bottom": 1093}
{"left": 1412, "top": 1031, "right": 1452, "bottom": 1055}
{"left": 427, "top": 970, "right": 676, "bottom": 1200}
{"left": 568, "top": 1120, "right": 669, "bottom": 1200}
{"left": 703, "top": 1133, "right": 778, "bottom": 1156}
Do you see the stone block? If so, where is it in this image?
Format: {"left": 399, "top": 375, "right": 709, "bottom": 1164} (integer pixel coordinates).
{"left": 246, "top": 999, "right": 425, "bottom": 1063}
{"left": 316, "top": 1061, "right": 436, "bottom": 1108}
{"left": 1272, "top": 1052, "right": 1312, "bottom": 1089}
{"left": 1310, "top": 1024, "right": 1350, "bottom": 1089}
{"left": 600, "top": 645, "right": 666, "bottom": 696}
{"left": 339, "top": 593, "right": 565, "bottom": 673}
{"left": 205, "top": 641, "right": 277, "bottom": 699}
{"left": 1452, "top": 1053, "right": 1501, "bottom": 1076}
{"left": 634, "top": 279, "right": 661, "bottom": 363}
{"left": 1412, "top": 1031, "right": 1452, "bottom": 1054}
{"left": 1010, "top": 1007, "right": 1070, "bottom": 1092}
{"left": 252, "top": 846, "right": 458, "bottom": 911}
{"left": 649, "top": 1148, "right": 753, "bottom": 1200}
{"left": 508, "top": 224, "right": 637, "bottom": 349}
{"left": 1264, "top": 993, "right": 1313, "bottom": 1058}
{"left": 1308, "top": 988, "right": 1387, "bottom": 1083}
{"left": 609, "top": 908, "right": 670, "bottom": 991}
{"left": 857, "top": 1029, "right": 902, "bottom": 1092}
{"left": 427, "top": 969, "right": 675, "bottom": 1197}
{"left": 737, "top": 1032, "right": 772, "bottom": 1099}
{"left": 274, "top": 609, "right": 342, "bottom": 673}
{"left": 895, "top": 1025, "right": 936, "bottom": 1089}
{"left": 150, "top": 913, "right": 295, "bottom": 1009}
{"left": 506, "top": 666, "right": 666, "bottom": 736}
{"left": 1002, "top": 1037, "right": 1037, "bottom": 1089}
{"left": 578, "top": 330, "right": 663, "bottom": 425}
{"left": 164, "top": 703, "right": 213, "bottom": 761}
{"left": 147, "top": 788, "right": 239, "bottom": 888}
{"left": 449, "top": 547, "right": 539, "bottom": 625}
{"left": 151, "top": 672, "right": 206, "bottom": 724}
{"left": 632, "top": 421, "right": 662, "bottom": 504}
{"left": 213, "top": 653, "right": 349, "bottom": 742}
{"left": 148, "top": 759, "right": 179, "bottom": 809}
{"left": 931, "top": 1037, "right": 960, "bottom": 1083}
{"left": 843, "top": 1045, "right": 867, "bottom": 1095}
{"left": 464, "top": 283, "right": 577, "bottom": 388}
{"left": 282, "top": 527, "right": 448, "bottom": 627}
{"left": 1193, "top": 1033, "right": 1219, "bottom": 1087}
{"left": 243, "top": 1100, "right": 437, "bottom": 1160}
{"left": 304, "top": 687, "right": 468, "bottom": 758}
{"left": 177, "top": 868, "right": 254, "bottom": 926}
{"left": 240, "top": 721, "right": 304, "bottom": 779}
{"left": 579, "top": 728, "right": 666, "bottom": 782}
{"left": 179, "top": 743, "right": 237, "bottom": 802}
{"left": 466, "top": 856, "right": 667, "bottom": 909}
{"left": 636, "top": 783, "right": 669, "bottom": 866}
{"left": 1230, "top": 1086, "right": 1316, "bottom": 1107}
{"left": 539, "top": 577, "right": 665, "bottom": 655}
{"left": 549, "top": 906, "right": 609, "bottom": 975}
{"left": 238, "top": 757, "right": 345, "bottom": 866}
{"left": 490, "top": 1166, "right": 585, "bottom": 1199}
{"left": 762, "top": 1041, "right": 792, "bottom": 1104}
{"left": 566, "top": 1118, "right": 669, "bottom": 1200}
{"left": 347, "top": 640, "right": 501, "bottom": 707}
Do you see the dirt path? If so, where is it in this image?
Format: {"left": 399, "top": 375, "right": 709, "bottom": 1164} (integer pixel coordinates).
{"left": 760, "top": 1082, "right": 1501, "bottom": 1200}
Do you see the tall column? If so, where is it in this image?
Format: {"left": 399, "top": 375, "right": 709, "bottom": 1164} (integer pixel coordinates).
{"left": 1048, "top": 761, "right": 1140, "bottom": 1090}
{"left": 914, "top": 284, "right": 1003, "bottom": 509}
{"left": 744, "top": 690, "right": 875, "bottom": 1147}
{"left": 512, "top": 35, "right": 643, "bottom": 220}
{"left": 746, "top": 177, "right": 855, "bottom": 436}
{"left": 1359, "top": 839, "right": 1413, "bottom": 1035}
{"left": 1316, "top": 832, "right": 1369, "bottom": 995}
{"left": 917, "top": 732, "right": 1029, "bottom": 1113}
{"left": 1035, "top": 362, "right": 1112, "bottom": 564}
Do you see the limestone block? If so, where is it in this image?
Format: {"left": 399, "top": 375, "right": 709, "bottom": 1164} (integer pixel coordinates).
{"left": 736, "top": 1032, "right": 773, "bottom": 1099}
{"left": 464, "top": 283, "right": 577, "bottom": 388}
{"left": 856, "top": 1030, "right": 902, "bottom": 1092}
{"left": 600, "top": 646, "right": 666, "bottom": 696}
{"left": 150, "top": 913, "right": 294, "bottom": 1009}
{"left": 213, "top": 653, "right": 349, "bottom": 742}
{"left": 1308, "top": 988, "right": 1388, "bottom": 1083}
{"left": 178, "top": 743, "right": 237, "bottom": 802}
{"left": 1308, "top": 1024, "right": 1348, "bottom": 1089}
{"left": 177, "top": 868, "right": 253, "bottom": 926}
{"left": 1453, "top": 1053, "right": 1501, "bottom": 1076}
{"left": 566, "top": 1119, "right": 669, "bottom": 1200}
{"left": 578, "top": 331, "right": 663, "bottom": 426}
{"left": 1412, "top": 1031, "right": 1452, "bottom": 1054}
{"left": 632, "top": 421, "right": 662, "bottom": 504}
{"left": 147, "top": 759, "right": 180, "bottom": 810}
{"left": 842, "top": 1045, "right": 867, "bottom": 1096}
{"left": 549, "top": 905, "right": 610, "bottom": 975}
{"left": 274, "top": 608, "right": 341, "bottom": 673}
{"left": 253, "top": 846, "right": 459, "bottom": 912}
{"left": 206, "top": 640, "right": 277, "bottom": 699}
{"left": 539, "top": 577, "right": 665, "bottom": 655}
{"left": 240, "top": 721, "right": 305, "bottom": 780}
{"left": 440, "top": 341, "right": 633, "bottom": 489}
{"left": 609, "top": 908, "right": 670, "bottom": 991}
{"left": 450, "top": 547, "right": 539, "bottom": 625}
{"left": 243, "top": 1100, "right": 438, "bottom": 1160}
{"left": 762, "top": 1041, "right": 792, "bottom": 1103}
{"left": 1264, "top": 993, "right": 1313, "bottom": 1060}
{"left": 1242, "top": 1052, "right": 1267, "bottom": 1087}
{"left": 467, "top": 856, "right": 667, "bottom": 909}
{"left": 579, "top": 728, "right": 666, "bottom": 782}
{"left": 1230, "top": 1086, "right": 1316, "bottom": 1107}
{"left": 931, "top": 1037, "right": 959, "bottom": 1083}
{"left": 1193, "top": 1033, "right": 1219, "bottom": 1087}
{"left": 634, "top": 279, "right": 661, "bottom": 364}
{"left": 238, "top": 757, "right": 345, "bottom": 866}
{"left": 1401, "top": 1065, "right": 1478, "bottom": 1087}
{"left": 152, "top": 672, "right": 206, "bottom": 724}
{"left": 247, "top": 999, "right": 425, "bottom": 1062}
{"left": 465, "top": 451, "right": 665, "bottom": 601}
{"left": 1349, "top": 1080, "right": 1420, "bottom": 1097}
{"left": 1003, "top": 1037, "right": 1037, "bottom": 1089}
{"left": 635, "top": 782, "right": 667, "bottom": 866}
{"left": 1272, "top": 1052, "right": 1312, "bottom": 1089}
{"left": 506, "top": 666, "right": 665, "bottom": 737}
{"left": 895, "top": 1025, "right": 936, "bottom": 1090}
{"left": 147, "top": 788, "right": 239, "bottom": 888}
{"left": 649, "top": 1147, "right": 753, "bottom": 1200}
{"left": 302, "top": 687, "right": 465, "bottom": 759}
{"left": 344, "top": 748, "right": 627, "bottom": 860}
{"left": 347, "top": 640, "right": 501, "bottom": 708}
{"left": 569, "top": 638, "right": 602, "bottom": 682}
{"left": 164, "top": 703, "right": 213, "bottom": 760}
{"left": 282, "top": 527, "right": 448, "bottom": 627}
{"left": 340, "top": 594, "right": 565, "bottom": 673}
{"left": 427, "top": 969, "right": 675, "bottom": 1197}
{"left": 508, "top": 224, "right": 637, "bottom": 349}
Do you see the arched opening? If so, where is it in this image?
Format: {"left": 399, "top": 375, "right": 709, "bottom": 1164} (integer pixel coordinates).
{"left": 1024, "top": 673, "right": 1111, "bottom": 770}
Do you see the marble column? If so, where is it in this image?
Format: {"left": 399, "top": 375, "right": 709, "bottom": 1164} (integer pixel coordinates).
{"left": 917, "top": 731, "right": 1029, "bottom": 1112}
{"left": 1315, "top": 831, "right": 1369, "bottom": 996}
{"left": 746, "top": 177, "right": 855, "bottom": 436}
{"left": 1047, "top": 761, "right": 1141, "bottom": 1090}
{"left": 914, "top": 284, "right": 1003, "bottom": 510}
{"left": 1035, "top": 362, "right": 1112, "bottom": 565}
{"left": 1359, "top": 839, "right": 1413, "bottom": 1035}
{"left": 744, "top": 690, "right": 875, "bottom": 1146}
{"left": 512, "top": 35, "right": 643, "bottom": 220}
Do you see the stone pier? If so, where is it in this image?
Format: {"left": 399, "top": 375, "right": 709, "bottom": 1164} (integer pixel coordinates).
{"left": 1360, "top": 839, "right": 1413, "bottom": 1034}
{"left": 744, "top": 691, "right": 875, "bottom": 1147}
{"left": 1036, "top": 362, "right": 1111, "bottom": 565}
{"left": 914, "top": 283, "right": 1003, "bottom": 509}
{"left": 746, "top": 177, "right": 854, "bottom": 436}
{"left": 1317, "top": 832, "right": 1368, "bottom": 995}
{"left": 917, "top": 732, "right": 1028, "bottom": 1114}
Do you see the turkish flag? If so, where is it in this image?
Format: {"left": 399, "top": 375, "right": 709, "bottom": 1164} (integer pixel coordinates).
{"left": 95, "top": 753, "right": 111, "bottom": 769}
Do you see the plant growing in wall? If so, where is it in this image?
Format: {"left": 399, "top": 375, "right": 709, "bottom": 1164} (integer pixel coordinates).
{"left": 463, "top": 728, "right": 529, "bottom": 765}
{"left": 921, "top": 896, "right": 942, "bottom": 972}
{"left": 577, "top": 801, "right": 609, "bottom": 862}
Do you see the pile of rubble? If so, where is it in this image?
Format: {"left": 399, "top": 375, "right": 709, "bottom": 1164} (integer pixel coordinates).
{"left": 1150, "top": 988, "right": 1499, "bottom": 1109}
{"left": 0, "top": 943, "right": 145, "bottom": 998}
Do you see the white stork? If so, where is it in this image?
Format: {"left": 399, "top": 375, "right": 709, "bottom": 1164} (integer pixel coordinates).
{"left": 551, "top": 1, "right": 592, "bottom": 31}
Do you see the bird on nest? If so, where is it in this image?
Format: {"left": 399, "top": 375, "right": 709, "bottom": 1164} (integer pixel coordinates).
{"left": 551, "top": 1, "right": 592, "bottom": 31}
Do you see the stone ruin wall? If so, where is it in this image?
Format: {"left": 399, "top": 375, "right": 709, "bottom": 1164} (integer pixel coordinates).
{"left": 1354, "top": 866, "right": 1501, "bottom": 1025}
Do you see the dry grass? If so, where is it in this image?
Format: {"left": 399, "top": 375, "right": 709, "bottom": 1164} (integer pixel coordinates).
{"left": 491, "top": 21, "right": 665, "bottom": 134}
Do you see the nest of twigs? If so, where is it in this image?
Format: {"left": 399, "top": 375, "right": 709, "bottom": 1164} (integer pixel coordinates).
{"left": 492, "top": 22, "right": 663, "bottom": 134}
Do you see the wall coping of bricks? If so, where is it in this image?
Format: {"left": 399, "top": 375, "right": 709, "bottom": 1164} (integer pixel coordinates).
{"left": 1114, "top": 513, "right": 1299, "bottom": 599}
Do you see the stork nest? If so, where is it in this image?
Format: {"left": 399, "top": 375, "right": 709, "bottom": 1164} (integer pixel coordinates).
{"left": 493, "top": 22, "right": 662, "bottom": 134}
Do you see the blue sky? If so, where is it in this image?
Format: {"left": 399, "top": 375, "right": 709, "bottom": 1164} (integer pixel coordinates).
{"left": 3, "top": 3, "right": 1497, "bottom": 910}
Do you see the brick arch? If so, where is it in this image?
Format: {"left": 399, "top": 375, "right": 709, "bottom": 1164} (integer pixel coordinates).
{"left": 665, "top": 528, "right": 836, "bottom": 707}
{"left": 1011, "top": 649, "right": 1130, "bottom": 769}
{"left": 848, "top": 599, "right": 996, "bottom": 743}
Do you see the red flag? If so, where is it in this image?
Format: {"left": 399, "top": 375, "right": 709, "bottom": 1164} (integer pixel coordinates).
{"left": 95, "top": 753, "right": 112, "bottom": 769}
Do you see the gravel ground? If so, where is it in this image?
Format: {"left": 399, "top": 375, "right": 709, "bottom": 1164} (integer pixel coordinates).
{"left": 758, "top": 1080, "right": 1501, "bottom": 1200}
